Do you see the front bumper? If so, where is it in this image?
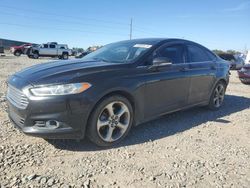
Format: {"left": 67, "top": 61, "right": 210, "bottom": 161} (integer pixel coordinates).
{"left": 239, "top": 77, "right": 250, "bottom": 83}
{"left": 7, "top": 93, "right": 92, "bottom": 139}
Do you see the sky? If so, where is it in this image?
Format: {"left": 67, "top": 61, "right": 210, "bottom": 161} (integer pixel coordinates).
{"left": 0, "top": 0, "right": 249, "bottom": 51}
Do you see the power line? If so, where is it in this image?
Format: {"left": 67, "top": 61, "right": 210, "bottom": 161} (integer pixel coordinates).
{"left": 0, "top": 22, "right": 129, "bottom": 37}
{"left": 0, "top": 5, "right": 129, "bottom": 26}
{"left": 0, "top": 5, "right": 168, "bottom": 39}
{"left": 0, "top": 10, "right": 129, "bottom": 31}
{"left": 133, "top": 27, "right": 166, "bottom": 37}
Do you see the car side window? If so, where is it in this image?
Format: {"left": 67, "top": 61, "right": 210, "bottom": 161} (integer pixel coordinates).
{"left": 43, "top": 44, "right": 48, "bottom": 48}
{"left": 187, "top": 45, "right": 212, "bottom": 63}
{"left": 49, "top": 44, "right": 56, "bottom": 48}
{"left": 154, "top": 44, "right": 185, "bottom": 64}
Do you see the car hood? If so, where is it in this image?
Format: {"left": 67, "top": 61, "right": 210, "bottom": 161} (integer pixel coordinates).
{"left": 13, "top": 59, "right": 120, "bottom": 85}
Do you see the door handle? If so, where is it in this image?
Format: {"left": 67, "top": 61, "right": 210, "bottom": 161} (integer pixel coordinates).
{"left": 211, "top": 65, "right": 216, "bottom": 70}
{"left": 180, "top": 67, "right": 189, "bottom": 72}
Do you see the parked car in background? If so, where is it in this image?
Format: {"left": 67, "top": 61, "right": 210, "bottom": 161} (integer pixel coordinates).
{"left": 75, "top": 51, "right": 91, "bottom": 58}
{"left": 0, "top": 46, "right": 4, "bottom": 54}
{"left": 218, "top": 53, "right": 244, "bottom": 70}
{"left": 28, "top": 42, "right": 72, "bottom": 59}
{"left": 7, "top": 38, "right": 230, "bottom": 147}
{"left": 245, "top": 50, "right": 250, "bottom": 64}
{"left": 10, "top": 43, "right": 32, "bottom": 56}
{"left": 238, "top": 64, "right": 250, "bottom": 84}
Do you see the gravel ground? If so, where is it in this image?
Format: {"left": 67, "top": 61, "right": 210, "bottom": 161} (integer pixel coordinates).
{"left": 0, "top": 55, "right": 250, "bottom": 188}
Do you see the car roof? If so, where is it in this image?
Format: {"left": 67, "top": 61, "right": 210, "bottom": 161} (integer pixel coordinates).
{"left": 118, "top": 38, "right": 203, "bottom": 45}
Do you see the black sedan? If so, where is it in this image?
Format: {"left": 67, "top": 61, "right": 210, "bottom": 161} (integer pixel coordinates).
{"left": 7, "top": 38, "right": 230, "bottom": 146}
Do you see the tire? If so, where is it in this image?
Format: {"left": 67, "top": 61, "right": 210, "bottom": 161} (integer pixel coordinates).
{"left": 14, "top": 51, "right": 21, "bottom": 56}
{"left": 208, "top": 81, "right": 226, "bottom": 110}
{"left": 62, "top": 53, "right": 68, "bottom": 60}
{"left": 87, "top": 95, "right": 133, "bottom": 147}
{"left": 240, "top": 80, "right": 250, "bottom": 85}
{"left": 33, "top": 52, "right": 39, "bottom": 59}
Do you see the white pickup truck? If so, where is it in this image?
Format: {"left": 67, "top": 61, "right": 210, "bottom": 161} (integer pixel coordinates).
{"left": 29, "top": 42, "right": 72, "bottom": 59}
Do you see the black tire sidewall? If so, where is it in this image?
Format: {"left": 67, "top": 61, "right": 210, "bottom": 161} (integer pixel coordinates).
{"left": 87, "top": 95, "right": 133, "bottom": 147}
{"left": 208, "top": 81, "right": 226, "bottom": 110}
{"left": 62, "top": 53, "right": 68, "bottom": 60}
{"left": 33, "top": 52, "right": 39, "bottom": 59}
{"left": 14, "top": 51, "right": 21, "bottom": 56}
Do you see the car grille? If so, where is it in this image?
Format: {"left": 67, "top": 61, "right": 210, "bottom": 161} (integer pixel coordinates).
{"left": 7, "top": 85, "right": 29, "bottom": 109}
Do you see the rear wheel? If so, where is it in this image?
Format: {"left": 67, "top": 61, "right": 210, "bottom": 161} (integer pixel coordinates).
{"left": 87, "top": 95, "right": 133, "bottom": 147}
{"left": 33, "top": 52, "right": 39, "bottom": 59}
{"left": 208, "top": 81, "right": 226, "bottom": 110}
{"left": 62, "top": 53, "right": 68, "bottom": 60}
{"left": 14, "top": 50, "right": 21, "bottom": 56}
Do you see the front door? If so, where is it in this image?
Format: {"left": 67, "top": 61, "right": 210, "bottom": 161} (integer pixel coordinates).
{"left": 38, "top": 44, "right": 49, "bottom": 55}
{"left": 143, "top": 43, "right": 190, "bottom": 119}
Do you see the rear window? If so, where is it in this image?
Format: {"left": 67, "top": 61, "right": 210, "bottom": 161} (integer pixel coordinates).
{"left": 187, "top": 45, "right": 212, "bottom": 62}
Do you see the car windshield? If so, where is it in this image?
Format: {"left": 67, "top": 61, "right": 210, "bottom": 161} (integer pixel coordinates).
{"left": 82, "top": 40, "right": 157, "bottom": 63}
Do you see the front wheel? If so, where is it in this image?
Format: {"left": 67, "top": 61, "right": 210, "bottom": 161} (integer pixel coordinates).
{"left": 208, "top": 81, "right": 226, "bottom": 110}
{"left": 33, "top": 52, "right": 39, "bottom": 59}
{"left": 14, "top": 51, "right": 21, "bottom": 56}
{"left": 87, "top": 95, "right": 133, "bottom": 147}
{"left": 62, "top": 53, "right": 68, "bottom": 60}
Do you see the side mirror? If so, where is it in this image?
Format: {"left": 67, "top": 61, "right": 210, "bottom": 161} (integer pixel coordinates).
{"left": 152, "top": 57, "right": 172, "bottom": 67}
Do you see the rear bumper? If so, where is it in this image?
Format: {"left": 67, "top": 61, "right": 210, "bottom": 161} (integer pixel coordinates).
{"left": 239, "top": 77, "right": 250, "bottom": 83}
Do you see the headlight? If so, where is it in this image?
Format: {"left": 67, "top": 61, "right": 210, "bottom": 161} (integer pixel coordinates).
{"left": 30, "top": 83, "right": 91, "bottom": 96}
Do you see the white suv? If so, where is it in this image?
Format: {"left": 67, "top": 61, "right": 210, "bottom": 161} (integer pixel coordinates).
{"left": 29, "top": 42, "right": 72, "bottom": 59}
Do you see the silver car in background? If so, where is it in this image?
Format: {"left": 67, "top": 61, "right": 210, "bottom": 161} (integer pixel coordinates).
{"left": 218, "top": 53, "right": 244, "bottom": 70}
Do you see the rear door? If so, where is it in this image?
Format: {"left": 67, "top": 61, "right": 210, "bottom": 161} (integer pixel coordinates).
{"left": 185, "top": 44, "right": 217, "bottom": 104}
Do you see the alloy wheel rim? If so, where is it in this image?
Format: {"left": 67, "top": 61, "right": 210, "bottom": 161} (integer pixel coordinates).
{"left": 213, "top": 84, "right": 225, "bottom": 108}
{"left": 97, "top": 101, "right": 130, "bottom": 142}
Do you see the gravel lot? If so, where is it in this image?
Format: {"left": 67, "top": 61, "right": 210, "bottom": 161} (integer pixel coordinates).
{"left": 0, "top": 55, "right": 250, "bottom": 188}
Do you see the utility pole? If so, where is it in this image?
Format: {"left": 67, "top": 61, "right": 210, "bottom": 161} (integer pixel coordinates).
{"left": 130, "top": 18, "right": 133, "bottom": 40}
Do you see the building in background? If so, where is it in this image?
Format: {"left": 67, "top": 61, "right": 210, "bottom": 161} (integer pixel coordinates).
{"left": 0, "top": 38, "right": 35, "bottom": 50}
